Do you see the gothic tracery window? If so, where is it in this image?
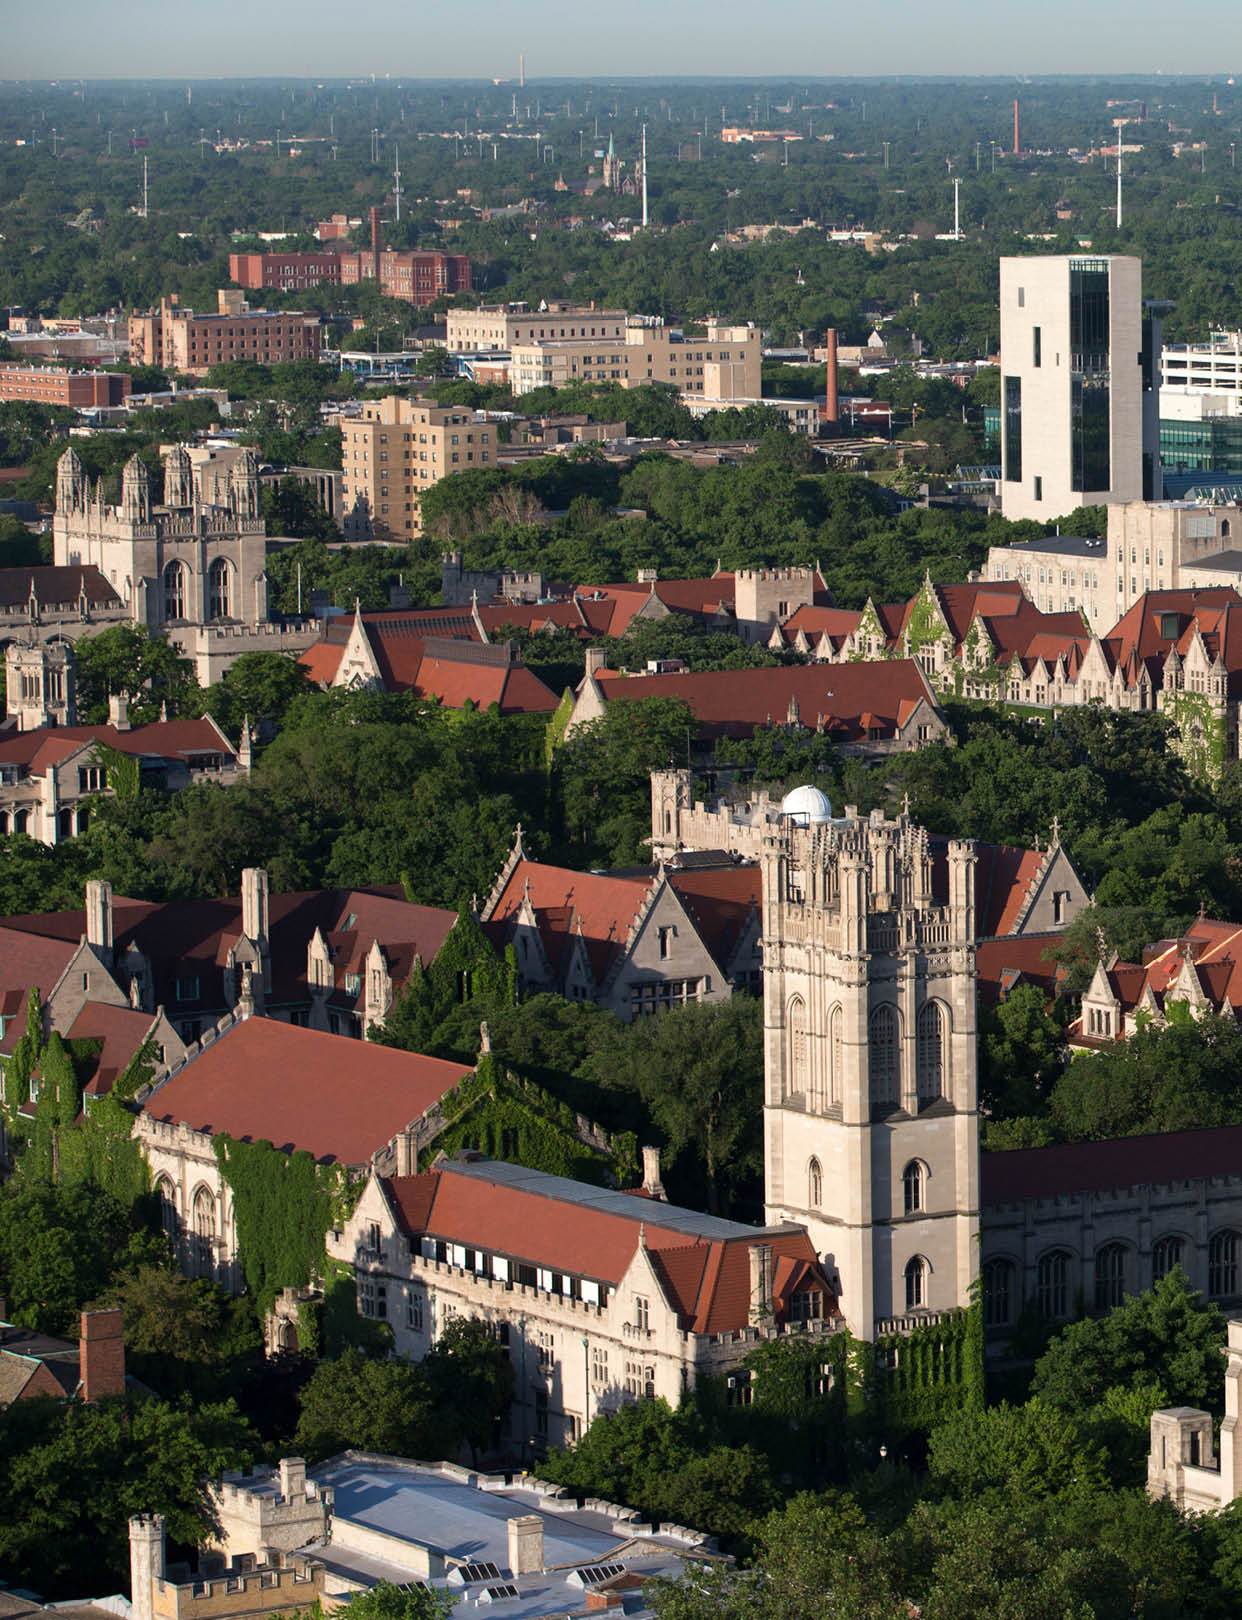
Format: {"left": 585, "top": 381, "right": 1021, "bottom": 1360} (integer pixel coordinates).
{"left": 192, "top": 1186, "right": 215, "bottom": 1278}
{"left": 904, "top": 1255, "right": 928, "bottom": 1312}
{"left": 1094, "top": 1242, "right": 1127, "bottom": 1311}
{"left": 208, "top": 557, "right": 233, "bottom": 621}
{"left": 1037, "top": 1249, "right": 1070, "bottom": 1319}
{"left": 163, "top": 561, "right": 186, "bottom": 621}
{"left": 1210, "top": 1231, "right": 1240, "bottom": 1299}
{"left": 787, "top": 996, "right": 809, "bottom": 1102}
{"left": 828, "top": 1004, "right": 843, "bottom": 1108}
{"left": 808, "top": 1157, "right": 822, "bottom": 1208}
{"left": 916, "top": 1000, "right": 946, "bottom": 1105}
{"left": 869, "top": 1005, "right": 899, "bottom": 1111}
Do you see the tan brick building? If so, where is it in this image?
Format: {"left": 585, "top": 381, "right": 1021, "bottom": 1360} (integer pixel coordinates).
{"left": 445, "top": 300, "right": 628, "bottom": 353}
{"left": 339, "top": 395, "right": 493, "bottom": 540}
{"left": 129, "top": 292, "right": 320, "bottom": 378}
{"left": 508, "top": 318, "right": 761, "bottom": 402}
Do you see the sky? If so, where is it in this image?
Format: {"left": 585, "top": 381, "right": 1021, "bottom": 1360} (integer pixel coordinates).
{"left": 4, "top": 0, "right": 1241, "bottom": 80}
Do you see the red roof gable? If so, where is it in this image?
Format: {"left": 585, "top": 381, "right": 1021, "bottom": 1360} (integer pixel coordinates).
{"left": 487, "top": 858, "right": 650, "bottom": 979}
{"left": 384, "top": 1161, "right": 833, "bottom": 1333}
{"left": 588, "top": 659, "right": 938, "bottom": 741}
{"left": 0, "top": 717, "right": 234, "bottom": 770}
{"left": 66, "top": 1003, "right": 159, "bottom": 1099}
{"left": 141, "top": 1017, "right": 470, "bottom": 1165}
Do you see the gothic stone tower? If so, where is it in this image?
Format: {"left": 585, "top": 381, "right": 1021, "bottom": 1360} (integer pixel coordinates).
{"left": 761, "top": 807, "right": 979, "bottom": 1339}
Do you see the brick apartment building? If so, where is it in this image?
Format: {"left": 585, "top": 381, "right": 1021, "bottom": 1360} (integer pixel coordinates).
{"left": 339, "top": 395, "right": 492, "bottom": 540}
{"left": 0, "top": 363, "right": 131, "bottom": 408}
{"left": 229, "top": 249, "right": 471, "bottom": 305}
{"left": 129, "top": 291, "right": 320, "bottom": 378}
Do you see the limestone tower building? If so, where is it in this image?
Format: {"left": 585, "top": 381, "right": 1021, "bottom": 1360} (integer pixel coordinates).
{"left": 759, "top": 797, "right": 980, "bottom": 1338}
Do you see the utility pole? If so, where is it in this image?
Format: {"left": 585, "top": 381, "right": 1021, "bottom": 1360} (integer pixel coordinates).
{"left": 953, "top": 176, "right": 961, "bottom": 239}
{"left": 1115, "top": 122, "right": 1124, "bottom": 229}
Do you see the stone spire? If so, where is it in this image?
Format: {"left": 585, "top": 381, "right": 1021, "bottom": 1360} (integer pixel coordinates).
{"left": 120, "top": 454, "right": 152, "bottom": 523}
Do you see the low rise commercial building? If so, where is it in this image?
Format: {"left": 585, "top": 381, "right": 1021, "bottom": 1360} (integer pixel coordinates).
{"left": 0, "top": 363, "right": 130, "bottom": 409}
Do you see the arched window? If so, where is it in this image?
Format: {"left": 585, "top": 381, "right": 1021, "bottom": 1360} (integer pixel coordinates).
{"left": 869, "top": 1004, "right": 899, "bottom": 1111}
{"left": 1209, "top": 1231, "right": 1240, "bottom": 1299}
{"left": 1152, "top": 1235, "right": 1185, "bottom": 1283}
{"left": 1223, "top": 519, "right": 1232, "bottom": 540}
{"left": 208, "top": 558, "right": 232, "bottom": 621}
{"left": 192, "top": 1186, "right": 215, "bottom": 1278}
{"left": 1037, "top": 1249, "right": 1071, "bottom": 1319}
{"left": 983, "top": 1258, "right": 1015, "bottom": 1327}
{"left": 1094, "top": 1242, "right": 1127, "bottom": 1311}
{"left": 828, "top": 1004, "right": 843, "bottom": 1108}
{"left": 156, "top": 1176, "right": 177, "bottom": 1244}
{"left": 808, "top": 1157, "right": 822, "bottom": 1208}
{"left": 902, "top": 1160, "right": 925, "bottom": 1215}
{"left": 786, "top": 996, "right": 808, "bottom": 1102}
{"left": 163, "top": 561, "right": 186, "bottom": 621}
{"left": 904, "top": 1255, "right": 928, "bottom": 1312}
{"left": 13, "top": 809, "right": 28, "bottom": 836}
{"left": 916, "top": 1000, "right": 945, "bottom": 1105}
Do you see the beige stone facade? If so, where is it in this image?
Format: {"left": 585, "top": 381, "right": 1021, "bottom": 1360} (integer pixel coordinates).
{"left": 1148, "top": 1320, "right": 1242, "bottom": 1513}
{"left": 998, "top": 254, "right": 1146, "bottom": 522}
{"left": 508, "top": 318, "right": 761, "bottom": 404}
{"left": 328, "top": 1156, "right": 836, "bottom": 1454}
{"left": 984, "top": 501, "right": 1240, "bottom": 633}
{"left": 445, "top": 301, "right": 628, "bottom": 353}
{"left": 759, "top": 809, "right": 980, "bottom": 1338}
{"left": 339, "top": 396, "right": 493, "bottom": 540}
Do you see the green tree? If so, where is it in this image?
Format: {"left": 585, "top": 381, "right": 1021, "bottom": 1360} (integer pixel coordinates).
{"left": 201, "top": 651, "right": 316, "bottom": 737}
{"left": 72, "top": 625, "right": 198, "bottom": 724}
{"left": 579, "top": 997, "right": 763, "bottom": 1214}
{"left": 419, "top": 1316, "right": 515, "bottom": 1465}
{"left": 293, "top": 1349, "right": 453, "bottom": 1463}
{"left": 0, "top": 1395, "right": 256, "bottom": 1599}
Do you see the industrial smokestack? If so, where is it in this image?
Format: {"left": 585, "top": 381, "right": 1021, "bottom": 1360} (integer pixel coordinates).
{"left": 370, "top": 204, "right": 381, "bottom": 281}
{"left": 1013, "top": 98, "right": 1020, "bottom": 157}
{"left": 821, "top": 328, "right": 840, "bottom": 432}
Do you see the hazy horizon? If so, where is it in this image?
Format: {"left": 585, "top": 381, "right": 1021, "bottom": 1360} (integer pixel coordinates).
{"left": 4, "top": 0, "right": 1241, "bottom": 83}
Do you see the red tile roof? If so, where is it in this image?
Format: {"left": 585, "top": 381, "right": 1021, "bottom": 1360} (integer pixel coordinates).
{"left": 140, "top": 1017, "right": 470, "bottom": 1164}
{"left": 975, "top": 932, "right": 1069, "bottom": 1006}
{"left": 587, "top": 659, "right": 939, "bottom": 742}
{"left": 383, "top": 1162, "right": 833, "bottom": 1333}
{"left": 486, "top": 858, "right": 650, "bottom": 980}
{"left": 0, "top": 717, "right": 234, "bottom": 770}
{"left": 301, "top": 620, "right": 559, "bottom": 713}
{"left": 982, "top": 1122, "right": 1242, "bottom": 1205}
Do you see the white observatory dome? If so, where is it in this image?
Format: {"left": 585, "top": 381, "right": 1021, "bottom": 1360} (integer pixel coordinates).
{"left": 779, "top": 785, "right": 833, "bottom": 827}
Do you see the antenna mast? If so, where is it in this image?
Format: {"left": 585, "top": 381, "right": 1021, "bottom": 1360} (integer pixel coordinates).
{"left": 142, "top": 154, "right": 148, "bottom": 218}
{"left": 953, "top": 177, "right": 961, "bottom": 239}
{"left": 641, "top": 123, "right": 648, "bottom": 228}
{"left": 393, "top": 144, "right": 402, "bottom": 221}
{"left": 1115, "top": 120, "right": 1125, "bottom": 229}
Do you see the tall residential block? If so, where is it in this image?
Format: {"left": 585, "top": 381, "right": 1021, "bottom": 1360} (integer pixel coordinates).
{"left": 339, "top": 396, "right": 493, "bottom": 541}
{"left": 999, "top": 255, "right": 1159, "bottom": 522}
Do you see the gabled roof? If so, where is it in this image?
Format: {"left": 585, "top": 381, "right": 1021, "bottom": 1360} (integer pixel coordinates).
{"left": 140, "top": 1016, "right": 471, "bottom": 1165}
{"left": 665, "top": 866, "right": 762, "bottom": 968}
{"left": 585, "top": 659, "right": 939, "bottom": 742}
{"left": 65, "top": 1002, "right": 160, "bottom": 1099}
{"left": 485, "top": 857, "right": 650, "bottom": 981}
{"left": 303, "top": 619, "right": 559, "bottom": 713}
{"left": 975, "top": 932, "right": 1069, "bottom": 1005}
{"left": 383, "top": 1155, "right": 833, "bottom": 1334}
{"left": 1106, "top": 588, "right": 1242, "bottom": 687}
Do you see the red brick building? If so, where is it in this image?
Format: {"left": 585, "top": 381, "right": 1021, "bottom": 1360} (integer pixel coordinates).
{"left": 229, "top": 248, "right": 471, "bottom": 306}
{"left": 0, "top": 364, "right": 131, "bottom": 408}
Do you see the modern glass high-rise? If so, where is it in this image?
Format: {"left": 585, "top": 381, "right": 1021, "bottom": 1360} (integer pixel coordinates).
{"left": 999, "top": 255, "right": 1159, "bottom": 522}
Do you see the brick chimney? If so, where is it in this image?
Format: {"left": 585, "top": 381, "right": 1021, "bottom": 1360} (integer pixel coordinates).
{"left": 86, "top": 878, "right": 114, "bottom": 961}
{"left": 80, "top": 1307, "right": 126, "bottom": 1401}
{"left": 241, "top": 867, "right": 270, "bottom": 947}
{"left": 641, "top": 1145, "right": 666, "bottom": 1201}
{"left": 370, "top": 205, "right": 381, "bottom": 281}
{"left": 820, "top": 329, "right": 840, "bottom": 431}
{"left": 278, "top": 1457, "right": 307, "bottom": 1503}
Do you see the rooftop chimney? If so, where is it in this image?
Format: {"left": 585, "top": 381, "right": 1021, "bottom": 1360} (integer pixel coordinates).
{"left": 80, "top": 1307, "right": 126, "bottom": 1401}
{"left": 108, "top": 692, "right": 130, "bottom": 732}
{"left": 585, "top": 647, "right": 608, "bottom": 677}
{"left": 241, "top": 867, "right": 270, "bottom": 947}
{"left": 507, "top": 1514, "right": 544, "bottom": 1576}
{"left": 278, "top": 1457, "right": 307, "bottom": 1503}
{"left": 641, "top": 1145, "right": 666, "bottom": 1201}
{"left": 86, "top": 878, "right": 113, "bottom": 959}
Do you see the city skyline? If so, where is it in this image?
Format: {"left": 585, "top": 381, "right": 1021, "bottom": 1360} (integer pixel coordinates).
{"left": 3, "top": 0, "right": 1241, "bottom": 82}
